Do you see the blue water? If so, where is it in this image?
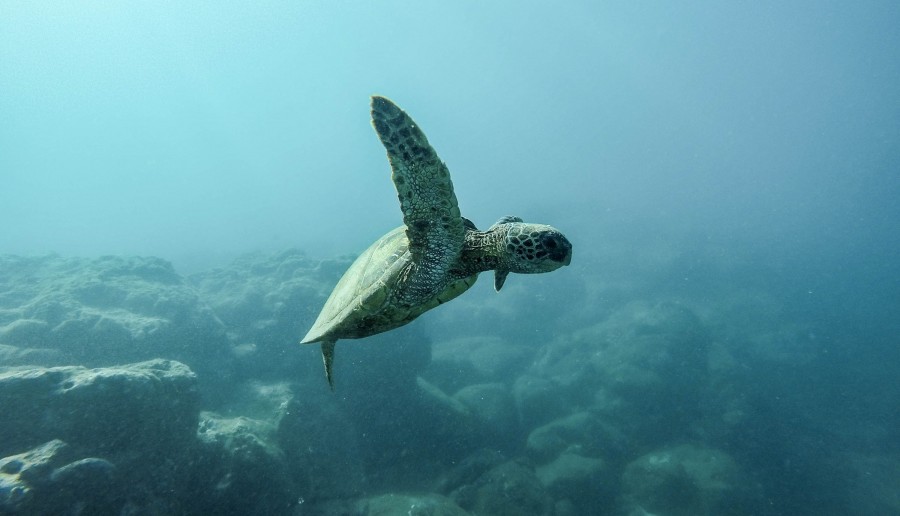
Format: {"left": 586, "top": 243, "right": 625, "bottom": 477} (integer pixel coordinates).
{"left": 1, "top": 2, "right": 898, "bottom": 515}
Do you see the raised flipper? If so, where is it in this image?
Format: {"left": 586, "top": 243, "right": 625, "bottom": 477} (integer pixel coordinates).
{"left": 371, "top": 96, "right": 466, "bottom": 305}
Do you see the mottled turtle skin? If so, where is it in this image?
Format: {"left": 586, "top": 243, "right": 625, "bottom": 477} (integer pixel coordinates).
{"left": 301, "top": 96, "right": 572, "bottom": 389}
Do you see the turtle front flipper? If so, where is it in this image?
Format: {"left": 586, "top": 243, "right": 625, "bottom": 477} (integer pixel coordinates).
{"left": 371, "top": 96, "right": 466, "bottom": 304}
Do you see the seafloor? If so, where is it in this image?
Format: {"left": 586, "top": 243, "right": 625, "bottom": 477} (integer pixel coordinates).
{"left": 0, "top": 251, "right": 896, "bottom": 515}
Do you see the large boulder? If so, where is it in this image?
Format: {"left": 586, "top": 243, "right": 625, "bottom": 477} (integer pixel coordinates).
{"left": 525, "top": 411, "right": 629, "bottom": 465}
{"left": 512, "top": 374, "right": 571, "bottom": 430}
{"left": 354, "top": 493, "right": 470, "bottom": 516}
{"left": 536, "top": 450, "right": 613, "bottom": 514}
{"left": 0, "top": 343, "right": 62, "bottom": 367}
{"left": 434, "top": 448, "right": 508, "bottom": 495}
{"left": 621, "top": 444, "right": 746, "bottom": 516}
{"left": 0, "top": 359, "right": 199, "bottom": 457}
{"left": 452, "top": 382, "right": 520, "bottom": 450}
{"left": 450, "top": 459, "right": 553, "bottom": 516}
{"left": 424, "top": 335, "right": 536, "bottom": 392}
{"left": 0, "top": 360, "right": 205, "bottom": 513}
{"left": 0, "top": 255, "right": 231, "bottom": 393}
{"left": 531, "top": 302, "right": 710, "bottom": 443}
{"left": 193, "top": 412, "right": 298, "bottom": 515}
{"left": 276, "top": 392, "right": 367, "bottom": 502}
{"left": 0, "top": 439, "right": 118, "bottom": 514}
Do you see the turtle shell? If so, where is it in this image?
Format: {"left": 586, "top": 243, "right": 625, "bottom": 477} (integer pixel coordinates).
{"left": 300, "top": 226, "right": 477, "bottom": 344}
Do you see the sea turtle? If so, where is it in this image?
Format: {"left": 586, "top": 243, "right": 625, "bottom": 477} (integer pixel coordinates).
{"left": 301, "top": 96, "right": 572, "bottom": 389}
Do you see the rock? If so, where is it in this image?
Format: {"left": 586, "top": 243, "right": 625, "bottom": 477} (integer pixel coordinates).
{"left": 336, "top": 326, "right": 432, "bottom": 394}
{"left": 189, "top": 381, "right": 362, "bottom": 512}
{"left": 525, "top": 411, "right": 628, "bottom": 465}
{"left": 0, "top": 319, "right": 49, "bottom": 345}
{"left": 0, "top": 343, "right": 62, "bottom": 366}
{"left": 451, "top": 459, "right": 553, "bottom": 516}
{"left": 536, "top": 451, "right": 612, "bottom": 513}
{"left": 0, "top": 255, "right": 231, "bottom": 394}
{"left": 512, "top": 374, "right": 571, "bottom": 430}
{"left": 0, "top": 440, "right": 120, "bottom": 514}
{"left": 540, "top": 301, "right": 708, "bottom": 392}
{"left": 197, "top": 413, "right": 280, "bottom": 461}
{"left": 426, "top": 336, "right": 535, "bottom": 392}
{"left": 452, "top": 383, "right": 519, "bottom": 449}
{"left": 531, "top": 302, "right": 710, "bottom": 443}
{"left": 49, "top": 457, "right": 115, "bottom": 487}
{"left": 410, "top": 377, "right": 483, "bottom": 447}
{"left": 188, "top": 250, "right": 338, "bottom": 336}
{"left": 324, "top": 374, "right": 483, "bottom": 491}
{"left": 222, "top": 380, "right": 294, "bottom": 422}
{"left": 355, "top": 493, "right": 470, "bottom": 516}
{"left": 0, "top": 359, "right": 199, "bottom": 457}
{"left": 418, "top": 376, "right": 471, "bottom": 418}
{"left": 621, "top": 444, "right": 744, "bottom": 516}
{"left": 276, "top": 393, "right": 367, "bottom": 502}
{"left": 0, "top": 439, "right": 68, "bottom": 512}
{"left": 435, "top": 448, "right": 507, "bottom": 494}
{"left": 194, "top": 411, "right": 298, "bottom": 515}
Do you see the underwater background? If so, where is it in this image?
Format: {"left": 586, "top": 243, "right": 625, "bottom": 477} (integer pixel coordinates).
{"left": 1, "top": 2, "right": 898, "bottom": 514}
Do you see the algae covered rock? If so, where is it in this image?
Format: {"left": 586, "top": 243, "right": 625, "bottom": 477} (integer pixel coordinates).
{"left": 512, "top": 374, "right": 571, "bottom": 430}
{"left": 535, "top": 301, "right": 709, "bottom": 393}
{"left": 194, "top": 412, "right": 298, "bottom": 515}
{"left": 434, "top": 448, "right": 507, "bottom": 495}
{"left": 451, "top": 459, "right": 553, "bottom": 516}
{"left": 277, "top": 394, "right": 367, "bottom": 501}
{"left": 531, "top": 302, "right": 710, "bottom": 443}
{"left": 536, "top": 450, "right": 612, "bottom": 514}
{"left": 0, "top": 343, "right": 62, "bottom": 366}
{"left": 0, "top": 359, "right": 199, "bottom": 457}
{"left": 426, "top": 335, "right": 536, "bottom": 391}
{"left": 0, "top": 439, "right": 68, "bottom": 512}
{"left": 355, "top": 493, "right": 470, "bottom": 516}
{"left": 452, "top": 382, "right": 519, "bottom": 448}
{"left": 621, "top": 444, "right": 745, "bottom": 516}
{"left": 0, "top": 440, "right": 118, "bottom": 514}
{"left": 0, "top": 255, "right": 229, "bottom": 373}
{"left": 525, "top": 411, "right": 628, "bottom": 464}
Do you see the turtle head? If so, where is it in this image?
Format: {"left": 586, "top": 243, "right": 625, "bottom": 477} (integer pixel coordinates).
{"left": 491, "top": 216, "right": 572, "bottom": 290}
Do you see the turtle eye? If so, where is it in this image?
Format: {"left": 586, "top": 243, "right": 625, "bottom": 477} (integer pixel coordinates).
{"left": 541, "top": 234, "right": 558, "bottom": 250}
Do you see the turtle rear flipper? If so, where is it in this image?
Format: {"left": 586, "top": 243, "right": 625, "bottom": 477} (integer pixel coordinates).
{"left": 321, "top": 340, "right": 336, "bottom": 390}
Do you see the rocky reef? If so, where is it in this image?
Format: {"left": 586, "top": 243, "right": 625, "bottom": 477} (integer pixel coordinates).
{"left": 0, "top": 250, "right": 895, "bottom": 515}
{"left": 0, "top": 255, "right": 232, "bottom": 402}
{"left": 0, "top": 360, "right": 198, "bottom": 513}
